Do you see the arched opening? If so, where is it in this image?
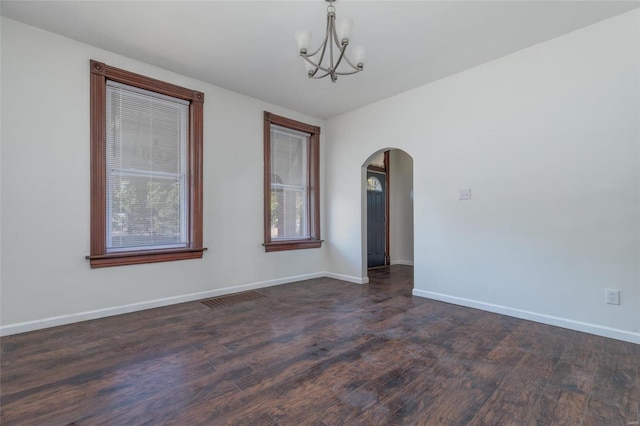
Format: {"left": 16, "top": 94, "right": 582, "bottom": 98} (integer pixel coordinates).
{"left": 361, "top": 148, "right": 414, "bottom": 283}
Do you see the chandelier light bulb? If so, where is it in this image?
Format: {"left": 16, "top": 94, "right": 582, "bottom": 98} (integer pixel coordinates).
{"left": 354, "top": 46, "right": 366, "bottom": 67}
{"left": 295, "top": 30, "right": 311, "bottom": 54}
{"left": 335, "top": 17, "right": 352, "bottom": 44}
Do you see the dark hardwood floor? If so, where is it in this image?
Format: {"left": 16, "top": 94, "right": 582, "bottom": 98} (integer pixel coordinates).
{"left": 1, "top": 266, "right": 638, "bottom": 425}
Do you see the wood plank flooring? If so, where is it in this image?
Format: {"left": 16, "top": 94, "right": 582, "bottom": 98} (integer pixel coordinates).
{"left": 1, "top": 266, "right": 638, "bottom": 425}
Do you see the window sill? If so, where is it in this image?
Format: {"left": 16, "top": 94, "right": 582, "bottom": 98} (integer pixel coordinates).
{"left": 86, "top": 247, "right": 207, "bottom": 268}
{"left": 263, "top": 239, "right": 323, "bottom": 252}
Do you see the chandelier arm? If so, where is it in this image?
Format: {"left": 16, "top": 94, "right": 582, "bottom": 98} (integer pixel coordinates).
{"left": 328, "top": 16, "right": 335, "bottom": 71}
{"left": 305, "top": 10, "right": 332, "bottom": 59}
{"left": 330, "top": 22, "right": 361, "bottom": 72}
{"left": 331, "top": 20, "right": 344, "bottom": 50}
{"left": 334, "top": 48, "right": 349, "bottom": 73}
{"left": 331, "top": 43, "right": 348, "bottom": 73}
{"left": 309, "top": 69, "right": 333, "bottom": 79}
{"left": 328, "top": 9, "right": 361, "bottom": 75}
{"left": 339, "top": 54, "right": 362, "bottom": 71}
{"left": 301, "top": 55, "right": 320, "bottom": 69}
{"left": 300, "top": 14, "right": 331, "bottom": 77}
{"left": 309, "top": 12, "right": 334, "bottom": 77}
{"left": 301, "top": 54, "right": 320, "bottom": 78}
{"left": 304, "top": 45, "right": 323, "bottom": 59}
{"left": 309, "top": 45, "right": 328, "bottom": 78}
{"left": 302, "top": 57, "right": 334, "bottom": 75}
{"left": 332, "top": 68, "right": 363, "bottom": 76}
{"left": 296, "top": 0, "right": 363, "bottom": 81}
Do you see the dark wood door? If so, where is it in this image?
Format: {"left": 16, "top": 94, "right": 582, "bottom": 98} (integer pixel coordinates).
{"left": 367, "top": 171, "right": 386, "bottom": 268}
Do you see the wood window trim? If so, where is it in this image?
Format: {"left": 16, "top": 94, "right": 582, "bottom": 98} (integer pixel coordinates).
{"left": 263, "top": 111, "right": 322, "bottom": 252}
{"left": 367, "top": 164, "right": 385, "bottom": 173}
{"left": 86, "top": 60, "right": 206, "bottom": 268}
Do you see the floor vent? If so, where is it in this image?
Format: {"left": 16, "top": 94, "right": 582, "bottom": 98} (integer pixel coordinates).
{"left": 201, "top": 291, "right": 265, "bottom": 308}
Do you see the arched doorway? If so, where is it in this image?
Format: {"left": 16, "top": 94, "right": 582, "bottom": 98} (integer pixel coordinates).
{"left": 361, "top": 148, "right": 414, "bottom": 280}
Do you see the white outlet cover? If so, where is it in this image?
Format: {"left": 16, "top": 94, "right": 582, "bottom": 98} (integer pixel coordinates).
{"left": 459, "top": 188, "right": 472, "bottom": 200}
{"left": 605, "top": 288, "right": 620, "bottom": 305}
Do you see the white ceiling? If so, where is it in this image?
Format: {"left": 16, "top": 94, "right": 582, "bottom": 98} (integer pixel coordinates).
{"left": 2, "top": 1, "right": 638, "bottom": 119}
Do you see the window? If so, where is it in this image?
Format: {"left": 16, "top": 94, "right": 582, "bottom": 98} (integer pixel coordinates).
{"left": 367, "top": 176, "right": 383, "bottom": 192}
{"left": 263, "top": 112, "right": 321, "bottom": 252}
{"left": 87, "top": 60, "right": 206, "bottom": 267}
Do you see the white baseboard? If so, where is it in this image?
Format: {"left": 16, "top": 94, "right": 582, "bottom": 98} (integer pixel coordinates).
{"left": 412, "top": 289, "right": 640, "bottom": 345}
{"left": 5, "top": 274, "right": 635, "bottom": 344}
{"left": 324, "top": 272, "right": 369, "bottom": 284}
{"left": 391, "top": 260, "right": 414, "bottom": 266}
{"left": 0, "top": 272, "right": 327, "bottom": 337}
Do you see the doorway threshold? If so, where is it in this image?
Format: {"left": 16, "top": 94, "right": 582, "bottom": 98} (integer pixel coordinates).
{"left": 368, "top": 265, "right": 390, "bottom": 271}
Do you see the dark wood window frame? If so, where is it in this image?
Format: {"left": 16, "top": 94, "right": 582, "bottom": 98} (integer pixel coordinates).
{"left": 263, "top": 111, "right": 322, "bottom": 252}
{"left": 86, "top": 60, "right": 206, "bottom": 268}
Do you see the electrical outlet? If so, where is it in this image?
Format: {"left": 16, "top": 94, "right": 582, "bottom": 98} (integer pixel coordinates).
{"left": 605, "top": 289, "right": 620, "bottom": 305}
{"left": 459, "top": 188, "right": 471, "bottom": 200}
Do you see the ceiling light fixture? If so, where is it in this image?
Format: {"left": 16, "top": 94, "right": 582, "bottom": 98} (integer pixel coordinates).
{"left": 295, "top": 0, "right": 365, "bottom": 82}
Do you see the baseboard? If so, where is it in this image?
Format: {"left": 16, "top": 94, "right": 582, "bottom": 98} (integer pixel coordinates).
{"left": 412, "top": 289, "right": 640, "bottom": 345}
{"left": 324, "top": 272, "right": 369, "bottom": 284}
{"left": 0, "top": 272, "right": 326, "bottom": 337}
{"left": 391, "top": 260, "right": 414, "bottom": 266}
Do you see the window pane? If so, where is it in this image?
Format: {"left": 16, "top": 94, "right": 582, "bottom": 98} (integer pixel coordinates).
{"left": 106, "top": 83, "right": 187, "bottom": 251}
{"left": 270, "top": 125, "right": 309, "bottom": 239}
{"left": 271, "top": 188, "right": 308, "bottom": 239}
{"left": 109, "top": 175, "right": 185, "bottom": 249}
{"left": 271, "top": 125, "right": 308, "bottom": 187}
{"left": 367, "top": 176, "right": 383, "bottom": 192}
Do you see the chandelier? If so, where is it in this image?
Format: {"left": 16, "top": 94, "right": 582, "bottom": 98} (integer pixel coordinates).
{"left": 295, "top": 0, "right": 365, "bottom": 82}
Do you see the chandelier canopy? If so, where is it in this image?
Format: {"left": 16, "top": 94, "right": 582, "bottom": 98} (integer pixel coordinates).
{"left": 295, "top": 0, "right": 365, "bottom": 82}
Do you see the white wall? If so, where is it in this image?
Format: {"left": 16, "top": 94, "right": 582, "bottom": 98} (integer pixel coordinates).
{"left": 0, "top": 11, "right": 4, "bottom": 325}
{"left": 389, "top": 150, "right": 414, "bottom": 265}
{"left": 326, "top": 10, "right": 640, "bottom": 343}
{"left": 2, "top": 11, "right": 639, "bottom": 343}
{"left": 0, "top": 18, "right": 327, "bottom": 332}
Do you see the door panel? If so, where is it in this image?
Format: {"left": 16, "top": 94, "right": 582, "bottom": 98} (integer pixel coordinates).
{"left": 367, "top": 172, "right": 386, "bottom": 268}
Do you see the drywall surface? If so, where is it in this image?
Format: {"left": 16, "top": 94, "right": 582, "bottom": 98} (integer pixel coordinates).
{"left": 389, "top": 150, "right": 414, "bottom": 265}
{"left": 326, "top": 10, "right": 640, "bottom": 341}
{"left": 0, "top": 12, "right": 3, "bottom": 322}
{"left": 0, "top": 18, "right": 327, "bottom": 329}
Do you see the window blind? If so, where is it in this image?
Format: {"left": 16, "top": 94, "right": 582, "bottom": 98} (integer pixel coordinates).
{"left": 106, "top": 81, "right": 188, "bottom": 251}
{"left": 270, "top": 125, "right": 309, "bottom": 239}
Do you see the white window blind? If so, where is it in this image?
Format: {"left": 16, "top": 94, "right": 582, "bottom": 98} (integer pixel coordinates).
{"left": 270, "top": 125, "right": 309, "bottom": 239}
{"left": 106, "top": 81, "right": 188, "bottom": 251}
